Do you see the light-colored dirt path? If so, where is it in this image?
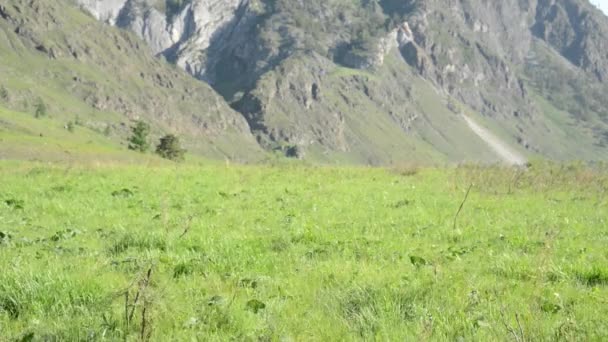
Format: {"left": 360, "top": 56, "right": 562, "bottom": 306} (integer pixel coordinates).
{"left": 462, "top": 115, "right": 527, "bottom": 165}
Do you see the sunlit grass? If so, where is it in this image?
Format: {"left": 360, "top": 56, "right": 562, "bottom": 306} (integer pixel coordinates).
{"left": 1, "top": 161, "right": 607, "bottom": 340}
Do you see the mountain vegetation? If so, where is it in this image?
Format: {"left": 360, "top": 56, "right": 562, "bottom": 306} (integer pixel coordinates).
{"left": 128, "top": 120, "right": 151, "bottom": 153}
{"left": 156, "top": 133, "right": 186, "bottom": 161}
{"left": 2, "top": 0, "right": 608, "bottom": 164}
{"left": 0, "top": 0, "right": 262, "bottom": 162}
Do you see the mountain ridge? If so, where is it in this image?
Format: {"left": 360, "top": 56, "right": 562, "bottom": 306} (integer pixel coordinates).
{"left": 3, "top": 0, "right": 608, "bottom": 164}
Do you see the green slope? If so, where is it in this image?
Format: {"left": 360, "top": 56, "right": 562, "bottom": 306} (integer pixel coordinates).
{"left": 204, "top": 0, "right": 608, "bottom": 163}
{"left": 3, "top": 0, "right": 607, "bottom": 165}
{"left": 0, "top": 0, "right": 264, "bottom": 162}
{"left": 0, "top": 106, "right": 168, "bottom": 164}
{"left": 235, "top": 50, "right": 533, "bottom": 165}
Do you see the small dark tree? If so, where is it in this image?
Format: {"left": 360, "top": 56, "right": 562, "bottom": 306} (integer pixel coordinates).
{"left": 66, "top": 121, "right": 75, "bottom": 133}
{"left": 0, "top": 86, "right": 8, "bottom": 101}
{"left": 156, "top": 134, "right": 185, "bottom": 161}
{"left": 34, "top": 99, "right": 47, "bottom": 118}
{"left": 128, "top": 120, "right": 150, "bottom": 152}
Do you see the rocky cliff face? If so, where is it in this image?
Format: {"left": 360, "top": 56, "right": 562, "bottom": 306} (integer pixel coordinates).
{"left": 74, "top": 0, "right": 608, "bottom": 163}
{"left": 77, "top": 0, "right": 250, "bottom": 83}
{"left": 533, "top": 0, "right": 608, "bottom": 81}
{"left": 396, "top": 0, "right": 608, "bottom": 116}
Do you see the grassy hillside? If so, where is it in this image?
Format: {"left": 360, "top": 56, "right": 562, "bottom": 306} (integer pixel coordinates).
{"left": 0, "top": 105, "right": 173, "bottom": 164}
{"left": 235, "top": 50, "right": 535, "bottom": 165}
{"left": 1, "top": 161, "right": 607, "bottom": 339}
{"left": 0, "top": 0, "right": 263, "bottom": 162}
{"left": 3, "top": 0, "right": 606, "bottom": 165}
{"left": 174, "top": 0, "right": 608, "bottom": 163}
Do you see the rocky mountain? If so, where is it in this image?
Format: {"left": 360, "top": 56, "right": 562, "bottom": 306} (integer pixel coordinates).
{"left": 0, "top": 0, "right": 263, "bottom": 161}
{"left": 4, "top": 0, "right": 608, "bottom": 164}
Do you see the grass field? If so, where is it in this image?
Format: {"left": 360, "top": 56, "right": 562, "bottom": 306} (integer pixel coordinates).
{"left": 1, "top": 160, "right": 608, "bottom": 340}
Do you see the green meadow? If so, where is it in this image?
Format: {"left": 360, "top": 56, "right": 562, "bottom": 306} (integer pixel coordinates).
{"left": 1, "top": 161, "right": 608, "bottom": 340}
